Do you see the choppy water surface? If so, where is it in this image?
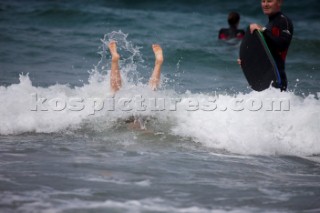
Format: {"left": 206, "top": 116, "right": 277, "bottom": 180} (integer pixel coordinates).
{"left": 1, "top": 0, "right": 320, "bottom": 212}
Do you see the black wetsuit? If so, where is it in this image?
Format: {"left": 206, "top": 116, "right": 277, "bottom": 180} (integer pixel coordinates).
{"left": 262, "top": 12, "right": 293, "bottom": 91}
{"left": 218, "top": 27, "right": 245, "bottom": 40}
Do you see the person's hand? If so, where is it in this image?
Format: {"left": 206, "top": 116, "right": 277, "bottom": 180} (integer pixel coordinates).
{"left": 237, "top": 59, "right": 242, "bottom": 66}
{"left": 250, "top": 23, "right": 262, "bottom": 34}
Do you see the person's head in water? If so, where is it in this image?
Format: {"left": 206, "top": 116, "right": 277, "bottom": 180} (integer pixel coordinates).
{"left": 218, "top": 12, "right": 244, "bottom": 40}
{"left": 228, "top": 12, "right": 241, "bottom": 28}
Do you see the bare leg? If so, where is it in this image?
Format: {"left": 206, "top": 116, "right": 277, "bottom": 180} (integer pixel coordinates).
{"left": 109, "top": 41, "right": 122, "bottom": 94}
{"left": 149, "top": 44, "right": 163, "bottom": 91}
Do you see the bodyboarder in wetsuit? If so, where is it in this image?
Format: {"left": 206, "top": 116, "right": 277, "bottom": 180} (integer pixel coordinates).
{"left": 249, "top": 0, "right": 293, "bottom": 91}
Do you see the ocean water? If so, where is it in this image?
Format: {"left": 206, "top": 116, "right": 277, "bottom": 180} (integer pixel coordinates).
{"left": 1, "top": 0, "right": 320, "bottom": 212}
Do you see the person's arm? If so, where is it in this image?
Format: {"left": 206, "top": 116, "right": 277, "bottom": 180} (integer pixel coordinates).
{"left": 262, "top": 18, "right": 292, "bottom": 51}
{"left": 218, "top": 28, "right": 228, "bottom": 40}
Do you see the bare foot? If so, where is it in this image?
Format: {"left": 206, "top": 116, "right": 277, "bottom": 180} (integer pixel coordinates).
{"left": 152, "top": 44, "right": 163, "bottom": 65}
{"left": 108, "top": 41, "right": 120, "bottom": 61}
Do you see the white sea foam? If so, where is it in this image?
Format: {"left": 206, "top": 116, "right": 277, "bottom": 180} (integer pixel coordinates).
{"left": 1, "top": 73, "right": 319, "bottom": 157}
{"left": 171, "top": 89, "right": 320, "bottom": 156}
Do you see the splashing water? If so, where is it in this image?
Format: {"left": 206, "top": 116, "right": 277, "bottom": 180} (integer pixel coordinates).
{"left": 0, "top": 31, "right": 319, "bottom": 157}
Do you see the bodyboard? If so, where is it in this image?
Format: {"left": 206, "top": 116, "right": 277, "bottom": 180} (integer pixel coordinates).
{"left": 239, "top": 27, "right": 281, "bottom": 91}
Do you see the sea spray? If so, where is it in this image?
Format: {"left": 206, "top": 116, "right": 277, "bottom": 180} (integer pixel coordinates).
{"left": 1, "top": 32, "right": 320, "bottom": 158}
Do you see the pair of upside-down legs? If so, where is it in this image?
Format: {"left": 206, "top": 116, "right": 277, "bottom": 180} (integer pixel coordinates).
{"left": 108, "top": 41, "right": 163, "bottom": 95}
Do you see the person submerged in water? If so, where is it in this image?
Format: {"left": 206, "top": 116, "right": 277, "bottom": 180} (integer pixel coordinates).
{"left": 108, "top": 41, "right": 164, "bottom": 129}
{"left": 218, "top": 12, "right": 245, "bottom": 40}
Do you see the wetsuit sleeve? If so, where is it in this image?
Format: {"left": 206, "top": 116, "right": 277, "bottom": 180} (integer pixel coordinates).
{"left": 218, "top": 29, "right": 225, "bottom": 39}
{"left": 262, "top": 17, "right": 292, "bottom": 51}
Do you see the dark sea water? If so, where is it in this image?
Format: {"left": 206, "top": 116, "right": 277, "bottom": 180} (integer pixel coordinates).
{"left": 1, "top": 0, "right": 320, "bottom": 212}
